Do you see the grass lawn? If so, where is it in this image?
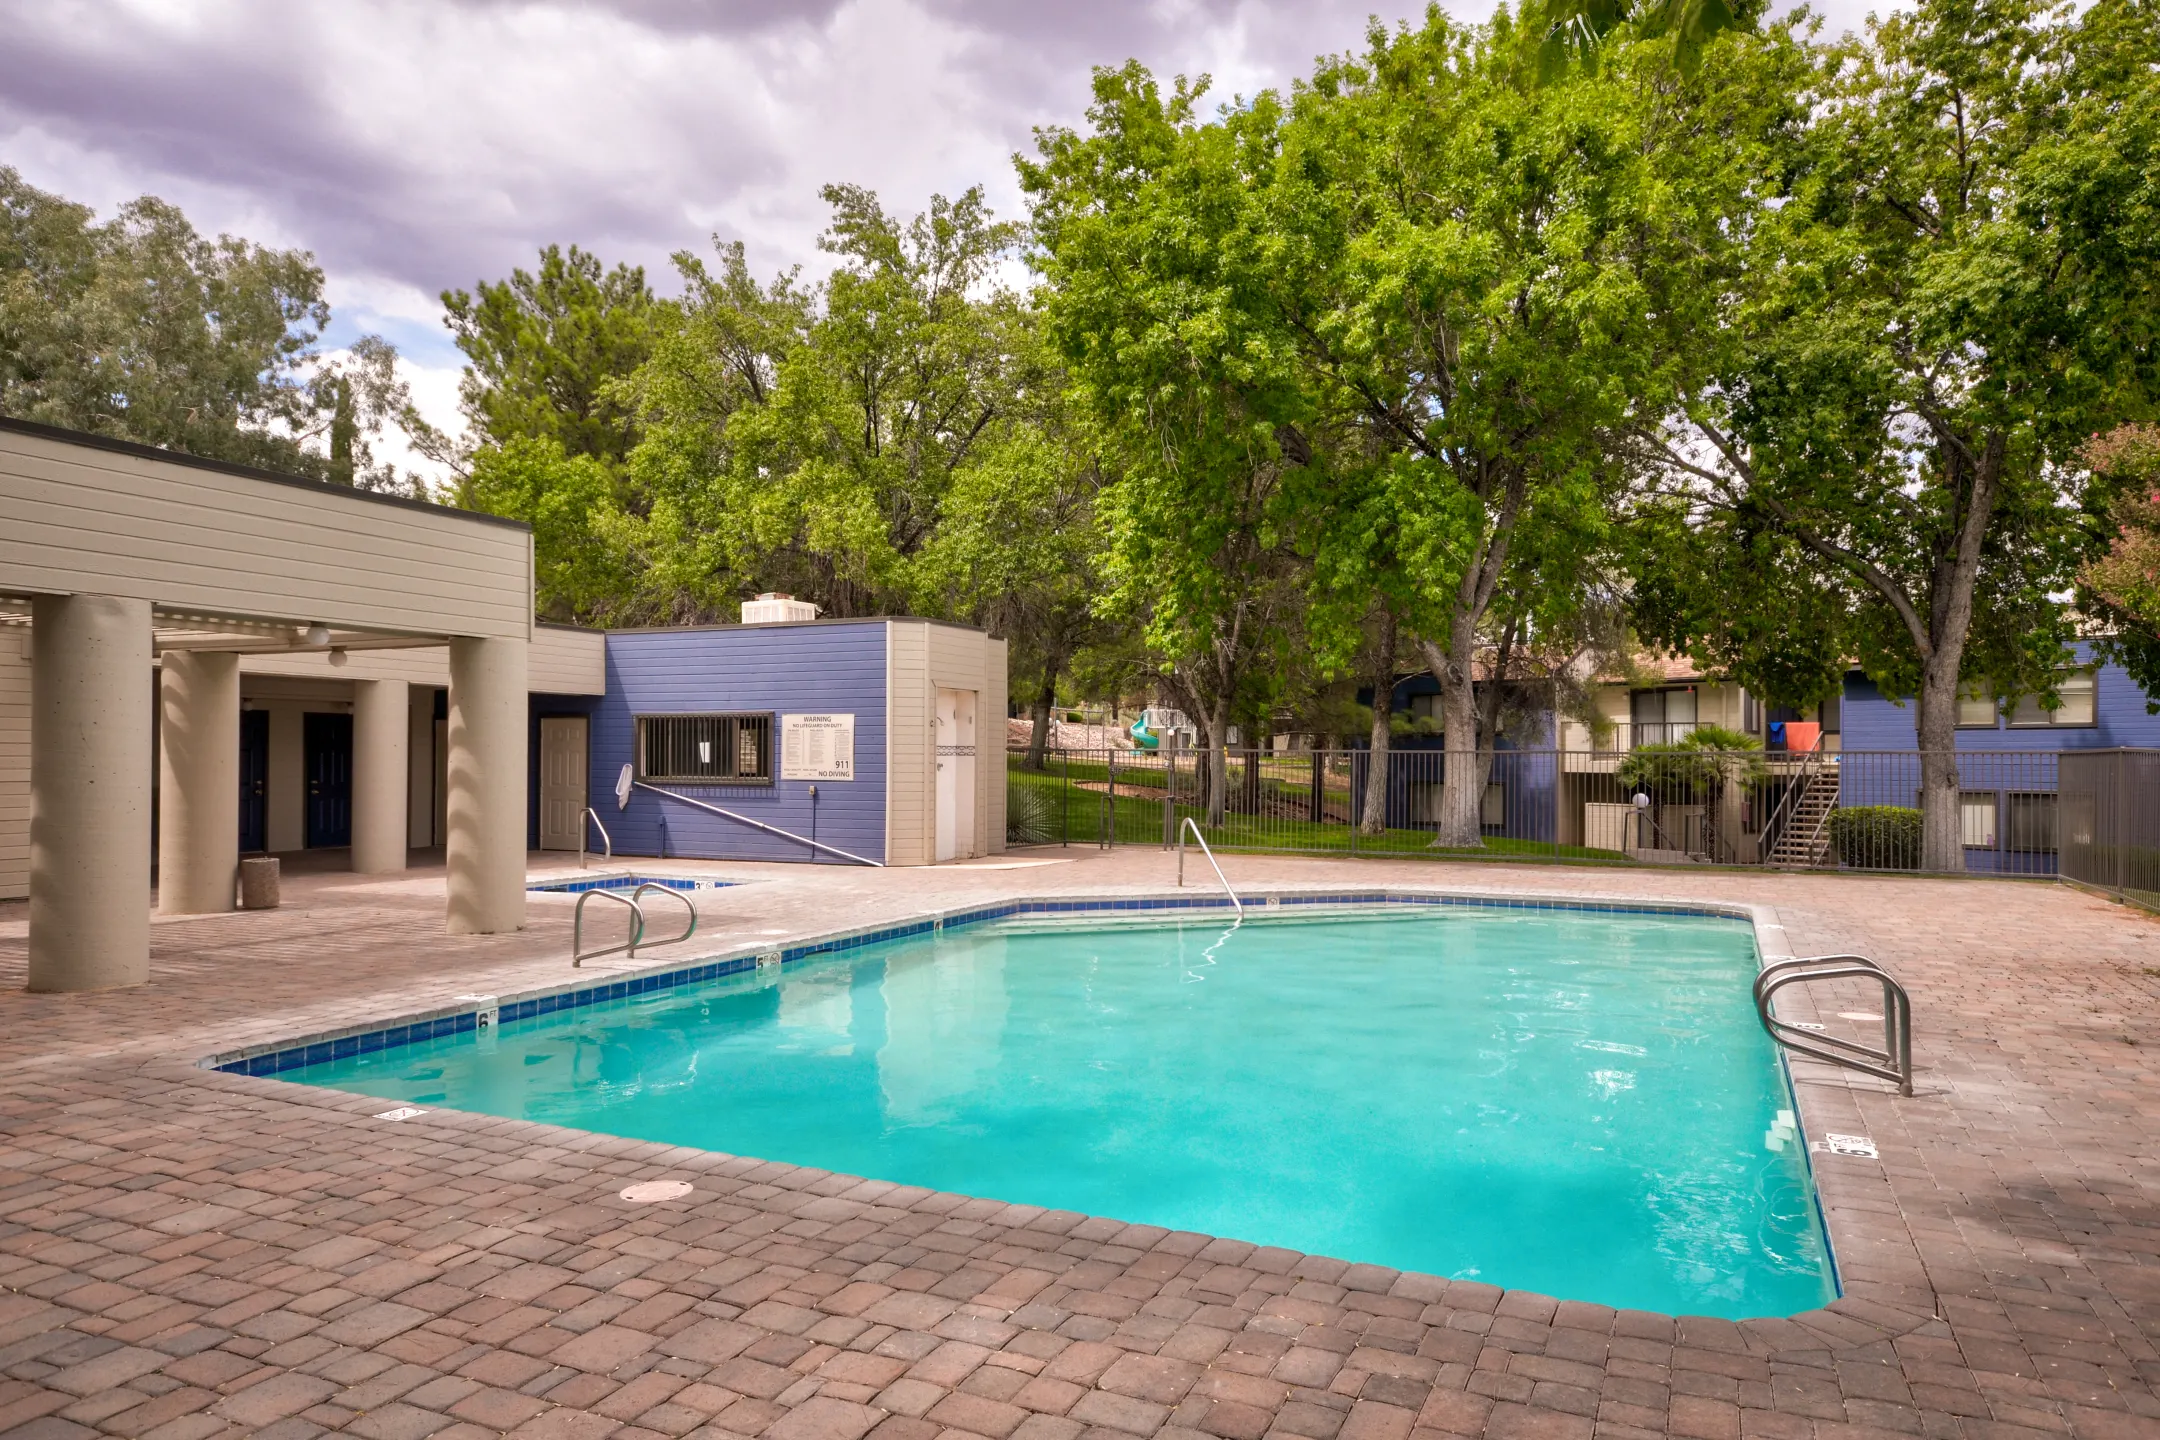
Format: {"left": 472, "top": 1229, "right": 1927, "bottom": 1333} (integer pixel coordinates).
{"left": 1005, "top": 765, "right": 1624, "bottom": 861}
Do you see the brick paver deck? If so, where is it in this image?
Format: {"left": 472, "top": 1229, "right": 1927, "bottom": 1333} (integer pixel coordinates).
{"left": 1, "top": 849, "right": 2157, "bottom": 1440}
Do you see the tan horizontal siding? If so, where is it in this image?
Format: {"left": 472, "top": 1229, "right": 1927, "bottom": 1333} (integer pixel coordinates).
{"left": 236, "top": 627, "right": 598, "bottom": 694}
{"left": 241, "top": 649, "right": 451, "bottom": 685}
{"left": 0, "top": 430, "right": 530, "bottom": 639}
{"left": 530, "top": 626, "right": 605, "bottom": 695}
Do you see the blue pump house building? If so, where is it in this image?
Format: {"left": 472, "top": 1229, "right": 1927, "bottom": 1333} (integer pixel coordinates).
{"left": 532, "top": 617, "right": 1006, "bottom": 867}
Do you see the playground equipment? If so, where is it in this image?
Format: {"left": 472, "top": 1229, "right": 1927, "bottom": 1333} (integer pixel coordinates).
{"left": 1130, "top": 707, "right": 1195, "bottom": 751}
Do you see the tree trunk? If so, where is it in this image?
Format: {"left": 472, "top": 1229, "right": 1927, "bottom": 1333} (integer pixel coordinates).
{"left": 1359, "top": 610, "right": 1396, "bottom": 837}
{"left": 1915, "top": 649, "right": 1964, "bottom": 872}
{"left": 1204, "top": 708, "right": 1231, "bottom": 827}
{"left": 1421, "top": 624, "right": 1487, "bottom": 849}
{"left": 1907, "top": 433, "right": 2002, "bottom": 872}
{"left": 1024, "top": 666, "right": 1057, "bottom": 772}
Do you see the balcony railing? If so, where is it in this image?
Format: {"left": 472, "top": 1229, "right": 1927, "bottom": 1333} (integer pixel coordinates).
{"left": 1585, "top": 722, "right": 1836, "bottom": 753}
{"left": 1593, "top": 721, "right": 1700, "bottom": 750}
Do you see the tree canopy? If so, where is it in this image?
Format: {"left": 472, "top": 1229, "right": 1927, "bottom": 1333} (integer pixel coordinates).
{"left": 0, "top": 166, "right": 424, "bottom": 489}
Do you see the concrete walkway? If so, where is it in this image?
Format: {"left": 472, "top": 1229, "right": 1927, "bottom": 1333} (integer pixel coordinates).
{"left": 0, "top": 849, "right": 2156, "bottom": 1440}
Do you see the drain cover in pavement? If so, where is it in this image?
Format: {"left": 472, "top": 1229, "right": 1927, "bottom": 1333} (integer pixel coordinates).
{"left": 620, "top": 1180, "right": 694, "bottom": 1203}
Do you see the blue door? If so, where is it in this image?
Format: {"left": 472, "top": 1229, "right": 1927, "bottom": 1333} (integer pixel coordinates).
{"left": 304, "top": 712, "right": 353, "bottom": 848}
{"left": 239, "top": 710, "right": 269, "bottom": 852}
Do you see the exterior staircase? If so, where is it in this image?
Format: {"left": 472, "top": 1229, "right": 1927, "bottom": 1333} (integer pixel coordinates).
{"left": 1767, "top": 763, "right": 1839, "bottom": 867}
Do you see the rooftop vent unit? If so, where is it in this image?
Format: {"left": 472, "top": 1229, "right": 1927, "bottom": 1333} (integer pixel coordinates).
{"left": 740, "top": 592, "right": 821, "bottom": 625}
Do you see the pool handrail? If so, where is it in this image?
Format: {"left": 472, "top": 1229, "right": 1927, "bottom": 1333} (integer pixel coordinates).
{"left": 634, "top": 781, "right": 884, "bottom": 866}
{"left": 1176, "top": 817, "right": 1244, "bottom": 917}
{"left": 580, "top": 807, "right": 613, "bottom": 870}
{"left": 631, "top": 882, "right": 698, "bottom": 952}
{"left": 1754, "top": 953, "right": 1913, "bottom": 1096}
{"left": 573, "top": 888, "right": 643, "bottom": 969}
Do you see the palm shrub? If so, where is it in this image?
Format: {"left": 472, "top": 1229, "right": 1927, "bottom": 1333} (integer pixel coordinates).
{"left": 1616, "top": 726, "right": 1767, "bottom": 861}
{"left": 1615, "top": 725, "right": 1768, "bottom": 800}
{"left": 1006, "top": 780, "right": 1062, "bottom": 847}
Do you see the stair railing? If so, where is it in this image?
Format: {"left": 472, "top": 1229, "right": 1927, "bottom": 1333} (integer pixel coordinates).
{"left": 1762, "top": 737, "right": 1828, "bottom": 863}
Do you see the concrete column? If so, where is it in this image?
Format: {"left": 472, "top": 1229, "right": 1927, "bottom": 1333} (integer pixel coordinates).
{"left": 156, "top": 649, "right": 240, "bottom": 914}
{"left": 351, "top": 678, "right": 410, "bottom": 874}
{"left": 29, "top": 593, "right": 152, "bottom": 992}
{"left": 446, "top": 635, "right": 527, "bottom": 934}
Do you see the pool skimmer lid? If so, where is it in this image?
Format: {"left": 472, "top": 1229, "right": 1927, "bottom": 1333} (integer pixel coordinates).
{"left": 620, "top": 1180, "right": 694, "bottom": 1203}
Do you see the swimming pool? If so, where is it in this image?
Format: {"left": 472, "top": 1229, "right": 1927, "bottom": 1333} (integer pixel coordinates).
{"left": 279, "top": 903, "right": 1835, "bottom": 1318}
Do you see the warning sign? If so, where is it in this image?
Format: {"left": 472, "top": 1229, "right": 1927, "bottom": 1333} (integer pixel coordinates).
{"left": 780, "top": 713, "right": 855, "bottom": 780}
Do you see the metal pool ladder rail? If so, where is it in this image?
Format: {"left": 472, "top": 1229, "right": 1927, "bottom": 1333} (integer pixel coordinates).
{"left": 1176, "top": 817, "right": 1244, "bottom": 917}
{"left": 1754, "top": 954, "right": 1913, "bottom": 1095}
{"left": 579, "top": 807, "right": 612, "bottom": 869}
{"left": 572, "top": 882, "right": 700, "bottom": 968}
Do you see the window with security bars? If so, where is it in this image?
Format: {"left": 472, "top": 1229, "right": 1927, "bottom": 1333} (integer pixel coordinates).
{"left": 636, "top": 713, "right": 773, "bottom": 784}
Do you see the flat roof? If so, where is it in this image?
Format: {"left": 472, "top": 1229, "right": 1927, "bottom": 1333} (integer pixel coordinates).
{"left": 604, "top": 616, "right": 994, "bottom": 637}
{"left": 0, "top": 414, "right": 529, "bottom": 533}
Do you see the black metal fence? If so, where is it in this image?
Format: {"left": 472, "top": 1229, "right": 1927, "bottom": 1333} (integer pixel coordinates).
{"left": 1006, "top": 745, "right": 2083, "bottom": 875}
{"left": 2059, "top": 749, "right": 2160, "bottom": 908}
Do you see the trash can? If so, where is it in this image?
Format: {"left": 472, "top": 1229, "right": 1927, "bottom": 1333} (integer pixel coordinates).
{"left": 239, "top": 857, "right": 280, "bottom": 910}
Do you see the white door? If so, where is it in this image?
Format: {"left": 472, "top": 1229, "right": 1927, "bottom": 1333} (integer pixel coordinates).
{"left": 934, "top": 688, "right": 978, "bottom": 862}
{"left": 539, "top": 716, "right": 589, "bottom": 851}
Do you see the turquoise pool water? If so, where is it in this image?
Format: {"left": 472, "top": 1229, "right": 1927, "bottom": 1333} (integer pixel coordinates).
{"left": 288, "top": 905, "right": 1835, "bottom": 1317}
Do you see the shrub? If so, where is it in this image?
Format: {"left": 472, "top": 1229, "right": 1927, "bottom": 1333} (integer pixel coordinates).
{"left": 1828, "top": 806, "right": 1921, "bottom": 870}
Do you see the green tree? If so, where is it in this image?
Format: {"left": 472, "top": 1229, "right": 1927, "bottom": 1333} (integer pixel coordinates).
{"left": 630, "top": 187, "right": 1023, "bottom": 618}
{"left": 1627, "top": 0, "right": 2154, "bottom": 870}
{"left": 0, "top": 167, "right": 389, "bottom": 477}
{"left": 443, "top": 244, "right": 667, "bottom": 464}
{"left": 2081, "top": 426, "right": 2160, "bottom": 708}
{"left": 912, "top": 330, "right": 1119, "bottom": 770}
{"left": 1277, "top": 14, "right": 1739, "bottom": 845}
{"left": 453, "top": 436, "right": 625, "bottom": 623}
{"left": 1022, "top": 67, "right": 1314, "bottom": 824}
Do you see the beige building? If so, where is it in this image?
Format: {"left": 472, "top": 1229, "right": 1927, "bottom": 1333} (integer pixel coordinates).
{"left": 2, "top": 419, "right": 1009, "bottom": 994}
{"left": 0, "top": 418, "right": 571, "bottom": 992}
{"left": 1556, "top": 656, "right": 1841, "bottom": 863}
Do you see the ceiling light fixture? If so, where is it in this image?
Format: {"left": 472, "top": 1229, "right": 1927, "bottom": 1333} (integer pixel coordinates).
{"left": 302, "top": 623, "right": 331, "bottom": 648}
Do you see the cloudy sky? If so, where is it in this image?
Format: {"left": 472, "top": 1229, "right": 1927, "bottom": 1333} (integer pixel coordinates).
{"left": 1, "top": 0, "right": 1883, "bottom": 476}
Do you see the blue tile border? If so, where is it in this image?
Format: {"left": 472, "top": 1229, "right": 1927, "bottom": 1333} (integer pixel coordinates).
{"left": 527, "top": 874, "right": 718, "bottom": 894}
{"left": 204, "top": 888, "right": 1755, "bottom": 1079}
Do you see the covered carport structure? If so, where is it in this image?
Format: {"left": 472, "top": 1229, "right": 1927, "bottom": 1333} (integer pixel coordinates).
{"left": 0, "top": 416, "right": 535, "bottom": 992}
